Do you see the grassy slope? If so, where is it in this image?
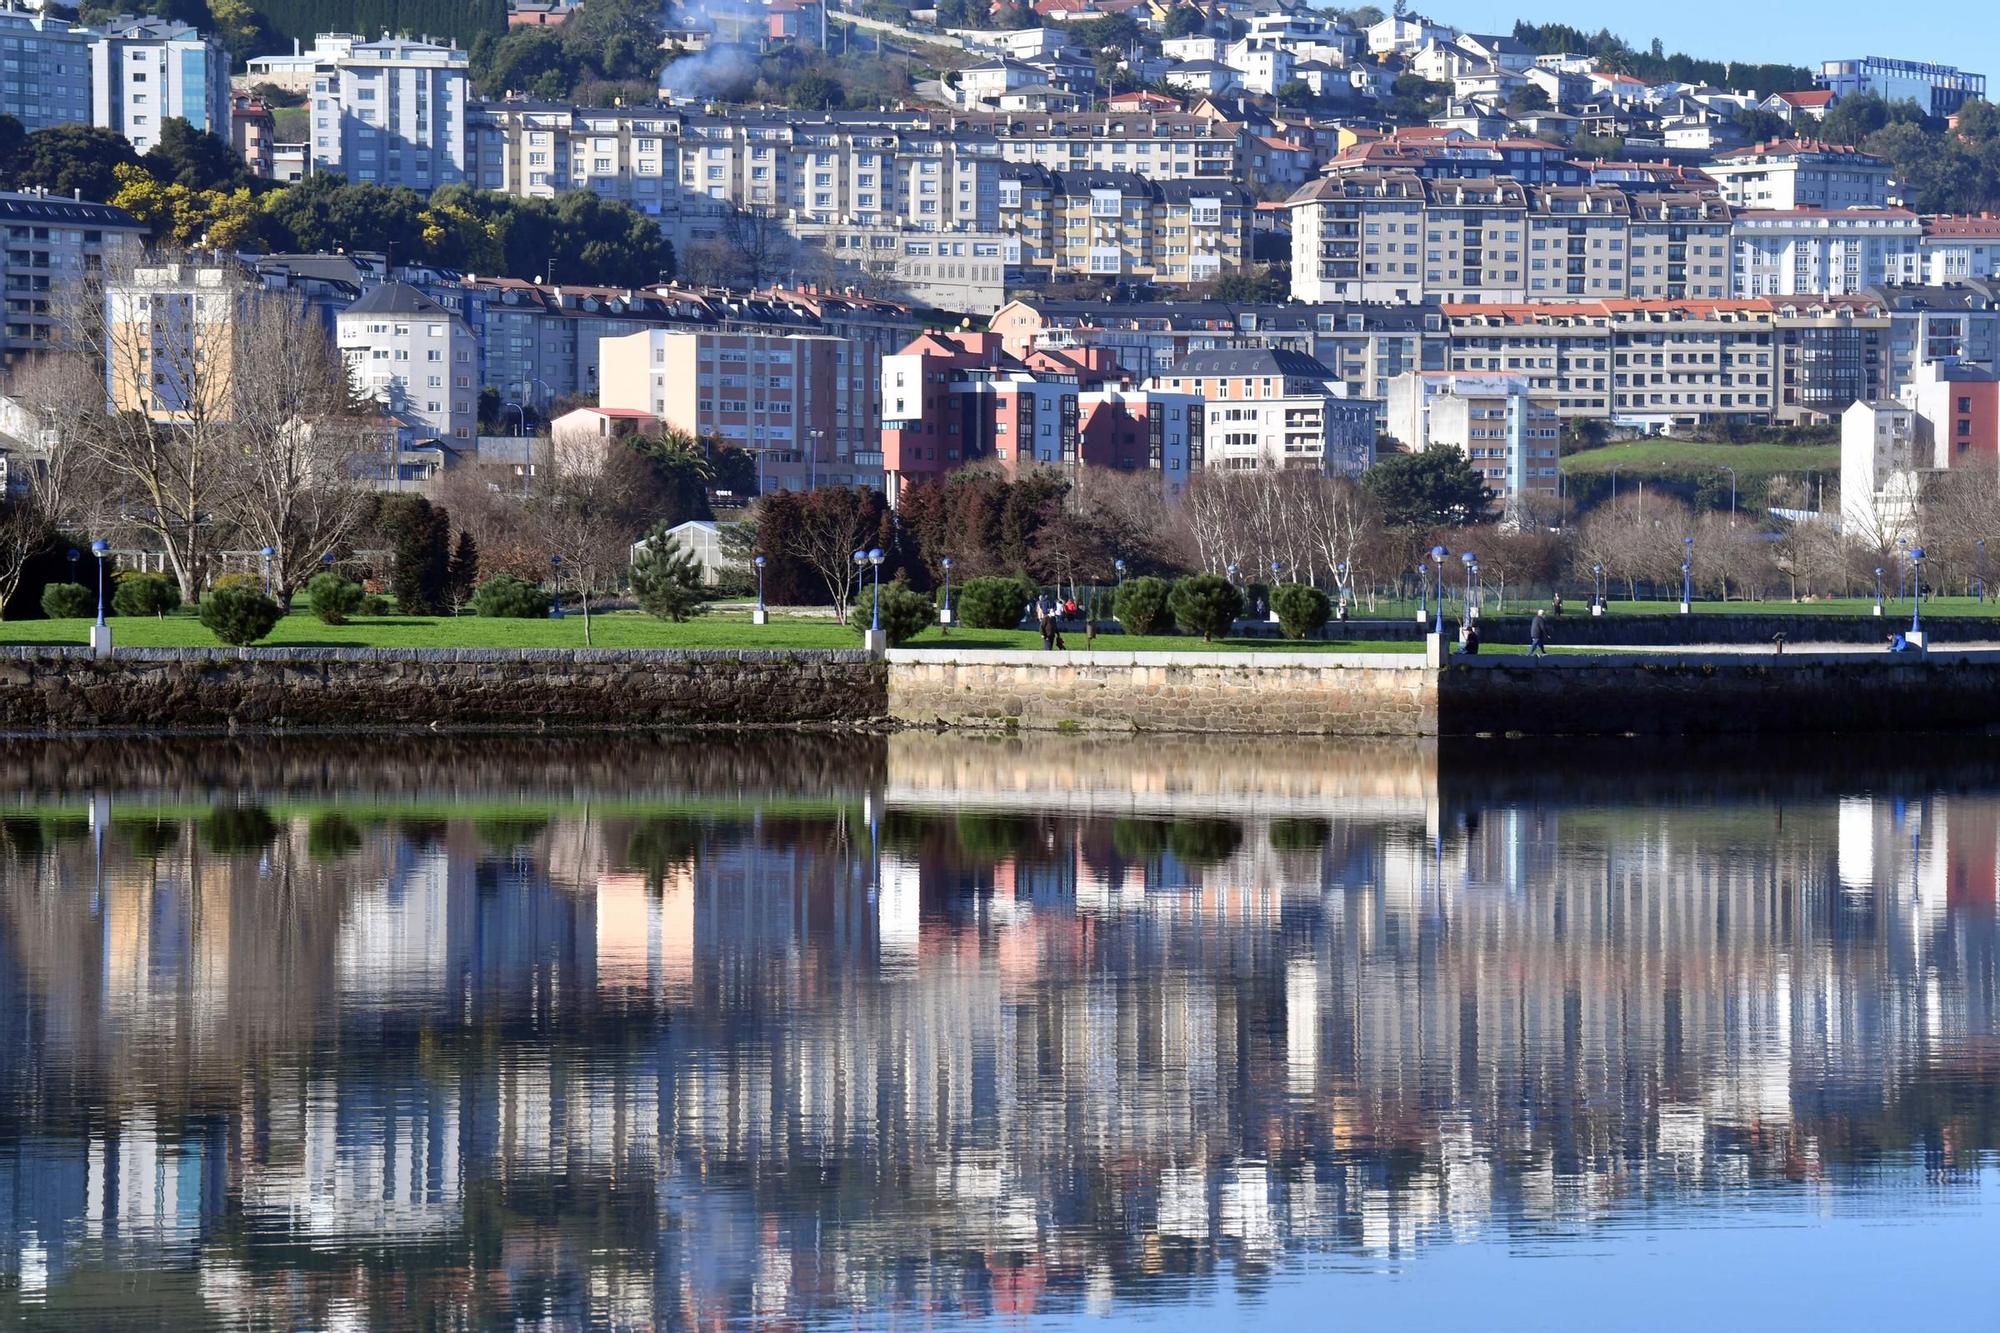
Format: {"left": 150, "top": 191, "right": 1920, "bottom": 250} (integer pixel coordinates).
{"left": 1560, "top": 440, "right": 1839, "bottom": 476}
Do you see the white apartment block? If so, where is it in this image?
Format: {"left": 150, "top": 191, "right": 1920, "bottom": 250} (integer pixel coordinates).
{"left": 1190, "top": 394, "right": 1377, "bottom": 475}
{"left": 1839, "top": 398, "right": 1922, "bottom": 543}
{"left": 309, "top": 35, "right": 467, "bottom": 190}
{"left": 1920, "top": 216, "right": 2000, "bottom": 283}
{"left": 1731, "top": 208, "right": 1923, "bottom": 297}
{"left": 90, "top": 17, "right": 230, "bottom": 154}
{"left": 0, "top": 6, "right": 92, "bottom": 132}
{"left": 1384, "top": 370, "right": 1560, "bottom": 501}
{"left": 1705, "top": 140, "right": 1894, "bottom": 211}
{"left": 1289, "top": 174, "right": 1731, "bottom": 304}
{"left": 336, "top": 283, "right": 478, "bottom": 442}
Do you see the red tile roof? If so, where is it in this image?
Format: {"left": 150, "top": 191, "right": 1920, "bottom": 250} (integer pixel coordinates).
{"left": 1925, "top": 214, "right": 2000, "bottom": 238}
{"left": 1774, "top": 90, "right": 1835, "bottom": 108}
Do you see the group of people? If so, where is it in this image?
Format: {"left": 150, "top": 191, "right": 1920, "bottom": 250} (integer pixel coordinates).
{"left": 1455, "top": 607, "right": 1554, "bottom": 658}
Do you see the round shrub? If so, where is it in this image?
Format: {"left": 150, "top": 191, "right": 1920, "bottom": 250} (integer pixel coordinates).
{"left": 39, "top": 582, "right": 93, "bottom": 619}
{"left": 1271, "top": 583, "right": 1331, "bottom": 640}
{"left": 470, "top": 574, "right": 552, "bottom": 619}
{"left": 863, "top": 581, "right": 935, "bottom": 646}
{"left": 956, "top": 575, "right": 1033, "bottom": 630}
{"left": 112, "top": 572, "right": 181, "bottom": 619}
{"left": 1168, "top": 573, "right": 1244, "bottom": 642}
{"left": 199, "top": 584, "right": 282, "bottom": 645}
{"left": 210, "top": 572, "right": 262, "bottom": 594}
{"left": 305, "top": 571, "right": 366, "bottom": 625}
{"left": 1113, "top": 575, "right": 1172, "bottom": 636}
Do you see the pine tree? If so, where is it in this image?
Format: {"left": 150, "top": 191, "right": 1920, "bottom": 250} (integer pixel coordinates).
{"left": 630, "top": 526, "right": 709, "bottom": 622}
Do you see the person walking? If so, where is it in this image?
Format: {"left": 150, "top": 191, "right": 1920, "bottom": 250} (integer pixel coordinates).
{"left": 1039, "top": 610, "right": 1056, "bottom": 651}
{"left": 1529, "top": 609, "right": 1548, "bottom": 659}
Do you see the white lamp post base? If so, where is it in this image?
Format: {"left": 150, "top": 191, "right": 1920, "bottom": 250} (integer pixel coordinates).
{"left": 864, "top": 629, "right": 889, "bottom": 655}
{"left": 752, "top": 606, "right": 769, "bottom": 625}
{"left": 939, "top": 608, "right": 954, "bottom": 625}
{"left": 1679, "top": 602, "right": 1691, "bottom": 615}
{"left": 90, "top": 624, "right": 114, "bottom": 658}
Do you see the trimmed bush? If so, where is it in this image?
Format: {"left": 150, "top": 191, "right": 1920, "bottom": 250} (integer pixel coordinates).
{"left": 1271, "top": 583, "right": 1331, "bottom": 640}
{"left": 39, "top": 582, "right": 93, "bottom": 619}
{"left": 1113, "top": 575, "right": 1172, "bottom": 636}
{"left": 112, "top": 572, "right": 181, "bottom": 619}
{"left": 1168, "top": 573, "right": 1243, "bottom": 642}
{"left": 470, "top": 574, "right": 552, "bottom": 619}
{"left": 198, "top": 585, "right": 282, "bottom": 645}
{"left": 209, "top": 572, "right": 262, "bottom": 594}
{"left": 865, "top": 581, "right": 935, "bottom": 646}
{"left": 956, "top": 575, "right": 1033, "bottom": 630}
{"left": 305, "top": 571, "right": 366, "bottom": 625}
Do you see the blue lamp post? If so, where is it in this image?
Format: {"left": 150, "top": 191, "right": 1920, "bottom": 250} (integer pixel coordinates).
{"left": 1460, "top": 551, "right": 1476, "bottom": 619}
{"left": 259, "top": 546, "right": 275, "bottom": 597}
{"left": 1113, "top": 557, "right": 1125, "bottom": 590}
{"left": 1430, "top": 544, "right": 1448, "bottom": 637}
{"left": 90, "top": 540, "right": 109, "bottom": 625}
{"left": 942, "top": 556, "right": 955, "bottom": 626}
{"left": 1592, "top": 563, "right": 1604, "bottom": 612}
{"left": 1873, "top": 565, "right": 1885, "bottom": 615}
{"left": 852, "top": 549, "right": 868, "bottom": 624}
{"left": 867, "top": 547, "right": 885, "bottom": 631}
{"left": 1681, "top": 536, "right": 1693, "bottom": 612}
{"left": 1417, "top": 562, "right": 1429, "bottom": 623}
{"left": 753, "top": 554, "right": 767, "bottom": 616}
{"left": 1336, "top": 561, "right": 1349, "bottom": 607}
{"left": 1226, "top": 562, "right": 1240, "bottom": 586}
{"left": 1910, "top": 547, "right": 1927, "bottom": 637}
{"left": 550, "top": 554, "right": 563, "bottom": 619}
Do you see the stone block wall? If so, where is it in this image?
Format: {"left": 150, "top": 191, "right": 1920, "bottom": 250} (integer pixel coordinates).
{"left": 0, "top": 648, "right": 886, "bottom": 732}
{"left": 885, "top": 649, "right": 1436, "bottom": 736}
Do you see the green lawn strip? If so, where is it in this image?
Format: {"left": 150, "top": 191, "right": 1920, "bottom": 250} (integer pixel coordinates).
{"left": 1, "top": 794, "right": 863, "bottom": 824}
{"left": 1560, "top": 440, "right": 1839, "bottom": 476}
{"left": 0, "top": 611, "right": 863, "bottom": 651}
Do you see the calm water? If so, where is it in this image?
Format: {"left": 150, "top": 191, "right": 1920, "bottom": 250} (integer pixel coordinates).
{"left": 2, "top": 733, "right": 1998, "bottom": 1330}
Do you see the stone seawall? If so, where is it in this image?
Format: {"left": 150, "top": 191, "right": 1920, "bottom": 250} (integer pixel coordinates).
{"left": 1438, "top": 653, "right": 2000, "bottom": 736}
{"left": 0, "top": 648, "right": 885, "bottom": 732}
{"left": 886, "top": 649, "right": 1436, "bottom": 736}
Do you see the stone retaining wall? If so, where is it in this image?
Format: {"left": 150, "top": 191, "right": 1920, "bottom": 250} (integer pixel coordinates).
{"left": 886, "top": 649, "right": 1436, "bottom": 736}
{"left": 0, "top": 648, "right": 885, "bottom": 732}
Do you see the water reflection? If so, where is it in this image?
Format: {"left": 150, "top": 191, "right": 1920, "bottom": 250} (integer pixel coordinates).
{"left": 1, "top": 734, "right": 1998, "bottom": 1328}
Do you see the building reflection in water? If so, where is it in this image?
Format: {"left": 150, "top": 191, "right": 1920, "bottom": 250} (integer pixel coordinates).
{"left": 0, "top": 733, "right": 1997, "bottom": 1327}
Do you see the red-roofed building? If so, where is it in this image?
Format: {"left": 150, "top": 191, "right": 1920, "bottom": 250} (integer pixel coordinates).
{"left": 1757, "top": 89, "right": 1837, "bottom": 123}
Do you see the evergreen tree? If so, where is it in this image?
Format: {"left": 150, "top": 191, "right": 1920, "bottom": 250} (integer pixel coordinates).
{"left": 630, "top": 525, "right": 709, "bottom": 622}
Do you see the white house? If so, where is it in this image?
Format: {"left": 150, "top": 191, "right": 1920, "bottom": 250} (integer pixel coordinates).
{"left": 336, "top": 283, "right": 478, "bottom": 443}
{"left": 1839, "top": 398, "right": 1922, "bottom": 544}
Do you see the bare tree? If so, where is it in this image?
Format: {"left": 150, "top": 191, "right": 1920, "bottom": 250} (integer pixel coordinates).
{"left": 223, "top": 290, "right": 374, "bottom": 605}
{"left": 530, "top": 445, "right": 656, "bottom": 646}
{"left": 65, "top": 258, "right": 243, "bottom": 602}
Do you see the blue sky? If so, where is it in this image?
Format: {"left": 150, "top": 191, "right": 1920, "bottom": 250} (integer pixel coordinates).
{"left": 1442, "top": 0, "right": 1995, "bottom": 90}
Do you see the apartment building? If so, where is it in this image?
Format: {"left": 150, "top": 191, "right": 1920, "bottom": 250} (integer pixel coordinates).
{"left": 786, "top": 219, "right": 1012, "bottom": 315}
{"left": 1148, "top": 347, "right": 1376, "bottom": 475}
{"left": 1288, "top": 174, "right": 1730, "bottom": 304}
{"left": 335, "top": 283, "right": 478, "bottom": 442}
{"left": 0, "top": 6, "right": 91, "bottom": 132}
{"left": 309, "top": 35, "right": 468, "bottom": 190}
{"left": 598, "top": 328, "right": 872, "bottom": 491}
{"left": 1320, "top": 134, "right": 1590, "bottom": 186}
{"left": 1730, "top": 208, "right": 1923, "bottom": 296}
{"left": 1383, "top": 370, "right": 1561, "bottom": 502}
{"left": 1439, "top": 298, "right": 1888, "bottom": 428}
{"left": 882, "top": 331, "right": 1069, "bottom": 494}
{"left": 232, "top": 95, "right": 276, "bottom": 177}
{"left": 1704, "top": 140, "right": 1893, "bottom": 211}
{"left": 102, "top": 263, "right": 239, "bottom": 421}
{"left": 1839, "top": 399, "right": 1923, "bottom": 542}
{"left": 1918, "top": 216, "right": 2000, "bottom": 283}
{"left": 989, "top": 298, "right": 1446, "bottom": 416}
{"left": 1077, "top": 387, "right": 1204, "bottom": 493}
{"left": 1899, "top": 356, "right": 2000, "bottom": 470}
{"left": 1001, "top": 165, "right": 1251, "bottom": 287}
{"left": 89, "top": 17, "right": 230, "bottom": 154}
{"left": 1865, "top": 282, "right": 2000, "bottom": 387}
{"left": 0, "top": 192, "right": 145, "bottom": 361}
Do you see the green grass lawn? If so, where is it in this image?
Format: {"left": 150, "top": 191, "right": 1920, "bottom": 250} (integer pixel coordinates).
{"left": 0, "top": 609, "right": 1422, "bottom": 653}
{"left": 1560, "top": 439, "right": 1839, "bottom": 477}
